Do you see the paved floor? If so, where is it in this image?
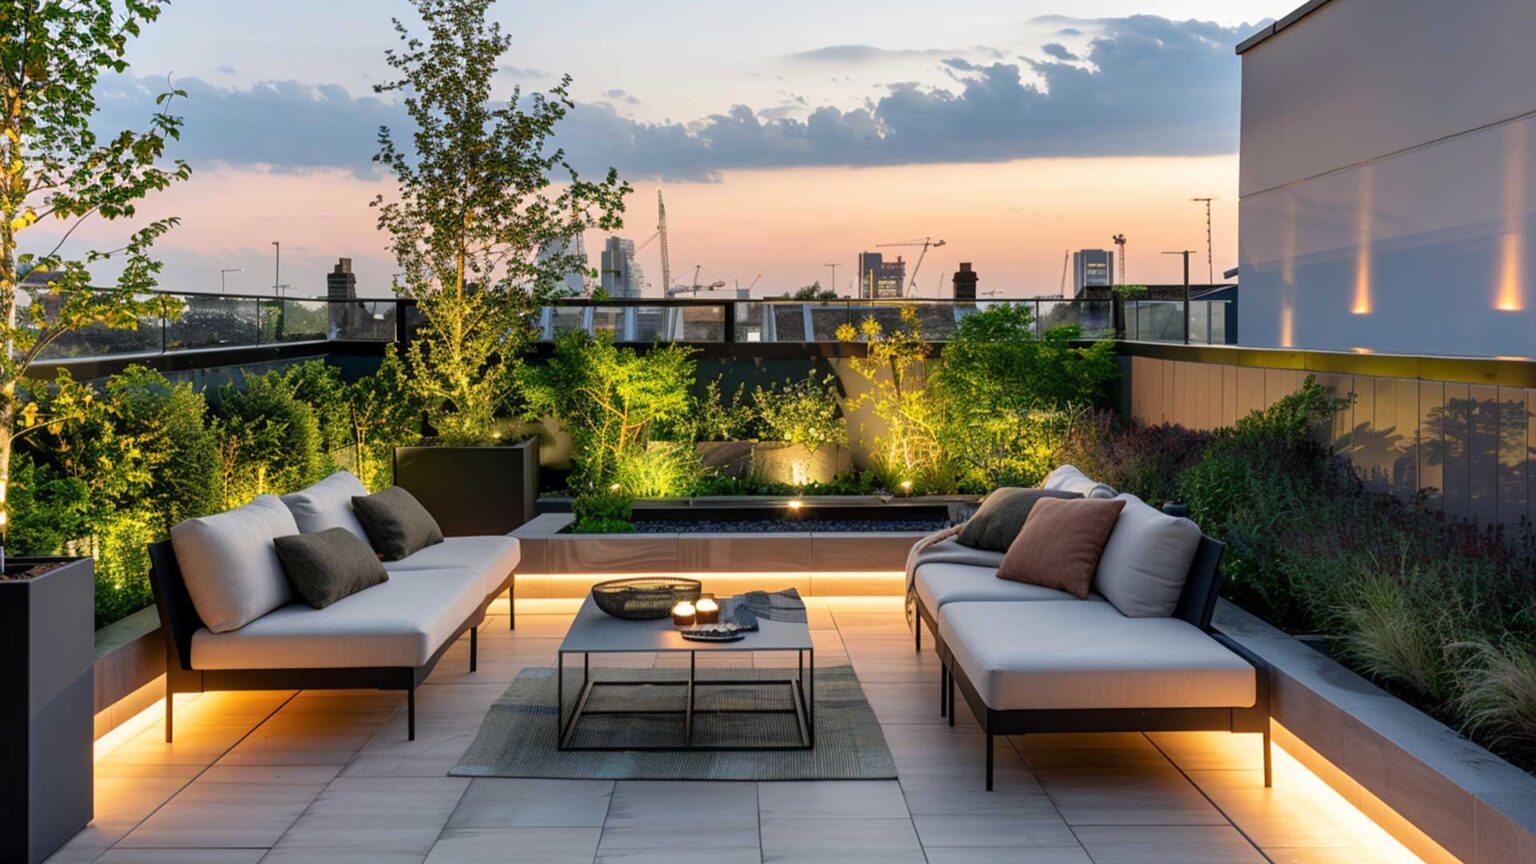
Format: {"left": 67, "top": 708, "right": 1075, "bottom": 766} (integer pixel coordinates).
{"left": 55, "top": 596, "right": 1423, "bottom": 864}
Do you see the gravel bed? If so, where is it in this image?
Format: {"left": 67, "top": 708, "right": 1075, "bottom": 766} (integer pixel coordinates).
{"left": 628, "top": 519, "right": 951, "bottom": 534}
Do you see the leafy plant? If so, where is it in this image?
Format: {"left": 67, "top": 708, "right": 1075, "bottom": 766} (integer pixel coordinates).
{"left": 836, "top": 304, "right": 947, "bottom": 490}
{"left": 1059, "top": 411, "right": 1210, "bottom": 508}
{"left": 214, "top": 371, "right": 323, "bottom": 508}
{"left": 571, "top": 488, "right": 634, "bottom": 533}
{"left": 0, "top": 0, "right": 191, "bottom": 558}
{"left": 752, "top": 372, "right": 845, "bottom": 451}
{"left": 519, "top": 331, "right": 696, "bottom": 488}
{"left": 791, "top": 281, "right": 838, "bottom": 301}
{"left": 345, "top": 346, "right": 424, "bottom": 490}
{"left": 692, "top": 378, "right": 755, "bottom": 441}
{"left": 613, "top": 440, "right": 701, "bottom": 498}
{"left": 283, "top": 360, "right": 352, "bottom": 469}
{"left": 373, "top": 0, "right": 630, "bottom": 445}
{"left": 933, "top": 304, "right": 1118, "bottom": 489}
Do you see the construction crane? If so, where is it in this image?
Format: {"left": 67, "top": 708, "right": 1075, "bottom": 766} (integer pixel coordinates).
{"left": 875, "top": 237, "right": 946, "bottom": 297}
{"left": 1189, "top": 199, "right": 1214, "bottom": 284}
{"left": 1112, "top": 234, "right": 1127, "bottom": 285}
{"left": 667, "top": 264, "right": 725, "bottom": 297}
{"left": 1059, "top": 250, "right": 1070, "bottom": 296}
{"left": 657, "top": 191, "right": 672, "bottom": 296}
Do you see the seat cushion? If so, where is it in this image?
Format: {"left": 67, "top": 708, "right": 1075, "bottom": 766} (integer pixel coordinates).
{"left": 171, "top": 495, "right": 299, "bottom": 633}
{"left": 1042, "top": 464, "right": 1117, "bottom": 500}
{"left": 938, "top": 601, "right": 1256, "bottom": 710}
{"left": 281, "top": 471, "right": 370, "bottom": 541}
{"left": 915, "top": 562, "right": 1099, "bottom": 614}
{"left": 190, "top": 568, "right": 486, "bottom": 669}
{"left": 1095, "top": 494, "right": 1202, "bottom": 618}
{"left": 384, "top": 535, "right": 520, "bottom": 598}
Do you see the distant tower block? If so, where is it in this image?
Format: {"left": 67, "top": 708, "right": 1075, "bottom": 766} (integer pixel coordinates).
{"left": 952, "top": 262, "right": 979, "bottom": 301}
{"left": 327, "top": 258, "right": 357, "bottom": 301}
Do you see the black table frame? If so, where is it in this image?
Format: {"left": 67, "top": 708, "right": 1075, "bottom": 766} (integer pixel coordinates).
{"left": 556, "top": 647, "right": 815, "bottom": 751}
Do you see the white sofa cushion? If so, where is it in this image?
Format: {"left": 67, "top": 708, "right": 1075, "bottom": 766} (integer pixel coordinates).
{"left": 915, "top": 561, "right": 1102, "bottom": 613}
{"left": 190, "top": 567, "right": 486, "bottom": 669}
{"left": 384, "top": 535, "right": 520, "bottom": 598}
{"left": 281, "top": 471, "right": 369, "bottom": 541}
{"left": 1042, "top": 465, "right": 1117, "bottom": 499}
{"left": 938, "top": 601, "right": 1255, "bottom": 710}
{"left": 1094, "top": 494, "right": 1202, "bottom": 618}
{"left": 170, "top": 495, "right": 299, "bottom": 633}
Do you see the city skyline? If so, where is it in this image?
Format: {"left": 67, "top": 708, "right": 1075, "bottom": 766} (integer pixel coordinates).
{"left": 22, "top": 1, "right": 1297, "bottom": 298}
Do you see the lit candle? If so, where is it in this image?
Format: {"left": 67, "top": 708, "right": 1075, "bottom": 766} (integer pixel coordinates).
{"left": 695, "top": 597, "right": 720, "bottom": 625}
{"left": 671, "top": 601, "right": 696, "bottom": 627}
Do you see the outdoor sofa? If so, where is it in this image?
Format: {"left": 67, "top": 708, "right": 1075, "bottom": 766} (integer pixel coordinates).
{"left": 912, "top": 466, "right": 1270, "bottom": 790}
{"left": 148, "top": 471, "right": 519, "bottom": 742}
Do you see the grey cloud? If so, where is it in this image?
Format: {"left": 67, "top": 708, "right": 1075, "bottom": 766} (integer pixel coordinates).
{"left": 94, "top": 16, "right": 1247, "bottom": 182}
{"left": 785, "top": 44, "right": 997, "bottom": 64}
{"left": 216, "top": 65, "right": 237, "bottom": 75}
{"left": 602, "top": 88, "right": 641, "bottom": 105}
{"left": 1040, "top": 43, "right": 1077, "bottom": 60}
{"left": 500, "top": 65, "right": 549, "bottom": 79}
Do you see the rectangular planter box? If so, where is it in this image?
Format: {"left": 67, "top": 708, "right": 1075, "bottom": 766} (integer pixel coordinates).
{"left": 0, "top": 557, "right": 95, "bottom": 864}
{"left": 395, "top": 440, "right": 539, "bottom": 536}
{"left": 1215, "top": 601, "right": 1536, "bottom": 864}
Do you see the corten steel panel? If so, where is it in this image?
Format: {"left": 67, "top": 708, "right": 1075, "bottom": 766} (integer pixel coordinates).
{"left": 1162, "top": 357, "right": 1177, "bottom": 426}
{"left": 1418, "top": 381, "right": 1446, "bottom": 511}
{"left": 1529, "top": 391, "right": 1536, "bottom": 529}
{"left": 1221, "top": 365, "right": 1239, "bottom": 428}
{"left": 1386, "top": 378, "right": 1423, "bottom": 499}
{"left": 1496, "top": 387, "right": 1532, "bottom": 527}
{"left": 1441, "top": 383, "right": 1471, "bottom": 520}
{"left": 1312, "top": 373, "right": 1353, "bottom": 454}
{"left": 1467, "top": 386, "right": 1500, "bottom": 527}
{"left": 1354, "top": 377, "right": 1378, "bottom": 490}
{"left": 1236, "top": 366, "right": 1266, "bottom": 420}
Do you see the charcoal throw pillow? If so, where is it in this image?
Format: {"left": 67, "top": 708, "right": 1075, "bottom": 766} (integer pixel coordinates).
{"left": 351, "top": 486, "right": 444, "bottom": 561}
{"left": 273, "top": 527, "right": 390, "bottom": 609}
{"left": 957, "top": 487, "right": 1083, "bottom": 552}
{"left": 997, "top": 497, "right": 1126, "bottom": 599}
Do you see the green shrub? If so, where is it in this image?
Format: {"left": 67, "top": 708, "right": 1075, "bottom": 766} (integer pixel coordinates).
{"left": 1059, "top": 411, "right": 1210, "bottom": 507}
{"left": 572, "top": 488, "right": 635, "bottom": 533}
{"left": 613, "top": 440, "right": 702, "bottom": 498}
{"left": 283, "top": 360, "right": 353, "bottom": 471}
{"left": 932, "top": 304, "right": 1118, "bottom": 490}
{"left": 836, "top": 305, "right": 948, "bottom": 490}
{"left": 1456, "top": 640, "right": 1536, "bottom": 759}
{"left": 215, "top": 369, "right": 324, "bottom": 508}
{"left": 519, "top": 331, "right": 697, "bottom": 488}
{"left": 106, "top": 366, "right": 222, "bottom": 532}
{"left": 752, "top": 372, "right": 846, "bottom": 450}
{"left": 345, "top": 347, "right": 424, "bottom": 490}
{"left": 692, "top": 378, "right": 755, "bottom": 441}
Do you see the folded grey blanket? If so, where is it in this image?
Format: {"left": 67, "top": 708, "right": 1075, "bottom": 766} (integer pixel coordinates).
{"left": 903, "top": 528, "right": 1006, "bottom": 630}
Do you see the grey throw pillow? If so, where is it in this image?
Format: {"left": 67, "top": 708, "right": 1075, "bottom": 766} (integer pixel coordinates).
{"left": 957, "top": 487, "right": 1082, "bottom": 552}
{"left": 351, "top": 486, "right": 444, "bottom": 561}
{"left": 274, "top": 527, "right": 390, "bottom": 609}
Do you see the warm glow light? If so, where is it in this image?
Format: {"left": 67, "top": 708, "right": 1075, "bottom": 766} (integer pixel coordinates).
{"left": 899, "top": 480, "right": 914, "bottom": 494}
{"left": 609, "top": 483, "right": 621, "bottom": 492}
{"left": 1351, "top": 166, "right": 1374, "bottom": 315}
{"left": 670, "top": 600, "right": 696, "bottom": 626}
{"left": 1279, "top": 307, "right": 1294, "bottom": 349}
{"left": 1350, "top": 346, "right": 1374, "bottom": 354}
{"left": 788, "top": 499, "right": 802, "bottom": 510}
{"left": 695, "top": 597, "right": 719, "bottom": 624}
{"left": 1495, "top": 121, "right": 1528, "bottom": 311}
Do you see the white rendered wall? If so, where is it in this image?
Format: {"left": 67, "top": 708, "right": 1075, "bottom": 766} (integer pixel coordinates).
{"left": 1238, "top": 0, "right": 1536, "bottom": 357}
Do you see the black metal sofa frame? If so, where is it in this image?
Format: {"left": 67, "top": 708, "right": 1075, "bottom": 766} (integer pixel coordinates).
{"left": 148, "top": 539, "right": 515, "bottom": 743}
{"left": 914, "top": 536, "right": 1272, "bottom": 790}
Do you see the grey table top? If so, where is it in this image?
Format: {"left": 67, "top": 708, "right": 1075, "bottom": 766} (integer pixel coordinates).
{"left": 560, "top": 595, "right": 814, "bottom": 654}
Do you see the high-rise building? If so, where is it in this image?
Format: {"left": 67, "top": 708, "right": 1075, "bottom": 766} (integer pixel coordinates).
{"left": 857, "top": 252, "right": 906, "bottom": 299}
{"left": 952, "top": 262, "right": 979, "bottom": 301}
{"left": 1072, "top": 249, "right": 1114, "bottom": 296}
{"left": 327, "top": 258, "right": 357, "bottom": 301}
{"left": 600, "top": 236, "right": 645, "bottom": 298}
{"left": 536, "top": 235, "right": 589, "bottom": 296}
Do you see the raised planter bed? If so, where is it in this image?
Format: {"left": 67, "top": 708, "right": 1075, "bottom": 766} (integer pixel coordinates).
{"left": 514, "top": 495, "right": 968, "bottom": 598}
{"left": 1215, "top": 601, "right": 1536, "bottom": 864}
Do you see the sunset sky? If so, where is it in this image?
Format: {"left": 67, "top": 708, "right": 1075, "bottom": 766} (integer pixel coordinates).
{"left": 39, "top": 0, "right": 1302, "bottom": 298}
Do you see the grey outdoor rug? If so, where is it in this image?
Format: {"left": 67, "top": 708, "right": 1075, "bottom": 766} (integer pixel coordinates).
{"left": 450, "top": 665, "right": 897, "bottom": 780}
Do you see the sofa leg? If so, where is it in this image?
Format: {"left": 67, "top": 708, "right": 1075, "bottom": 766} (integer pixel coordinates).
{"left": 508, "top": 585, "right": 516, "bottom": 631}
{"left": 1262, "top": 728, "right": 1273, "bottom": 788}
{"left": 985, "top": 734, "right": 994, "bottom": 791}
{"left": 407, "top": 684, "right": 416, "bottom": 741}
{"left": 947, "top": 671, "right": 956, "bottom": 727}
{"left": 915, "top": 619, "right": 922, "bottom": 653}
{"left": 165, "top": 691, "right": 174, "bottom": 743}
{"left": 470, "top": 624, "right": 478, "bottom": 673}
{"left": 939, "top": 664, "right": 947, "bottom": 718}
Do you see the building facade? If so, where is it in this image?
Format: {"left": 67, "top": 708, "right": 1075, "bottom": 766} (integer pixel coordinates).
{"left": 857, "top": 252, "right": 906, "bottom": 299}
{"left": 1072, "top": 249, "right": 1114, "bottom": 297}
{"left": 1237, "top": 0, "right": 1536, "bottom": 356}
{"left": 599, "top": 237, "right": 645, "bottom": 299}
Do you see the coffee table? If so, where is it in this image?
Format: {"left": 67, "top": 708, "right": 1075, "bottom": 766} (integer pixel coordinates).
{"left": 556, "top": 595, "right": 815, "bottom": 751}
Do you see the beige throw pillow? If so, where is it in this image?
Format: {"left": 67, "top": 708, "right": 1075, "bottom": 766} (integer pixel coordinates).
{"left": 170, "top": 495, "right": 299, "bottom": 633}
{"left": 997, "top": 497, "right": 1126, "bottom": 599}
{"left": 1094, "top": 494, "right": 1202, "bottom": 617}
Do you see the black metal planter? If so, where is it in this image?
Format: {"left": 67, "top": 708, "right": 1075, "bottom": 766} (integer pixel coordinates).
{"left": 0, "top": 556, "right": 95, "bottom": 864}
{"left": 394, "top": 440, "right": 540, "bottom": 536}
